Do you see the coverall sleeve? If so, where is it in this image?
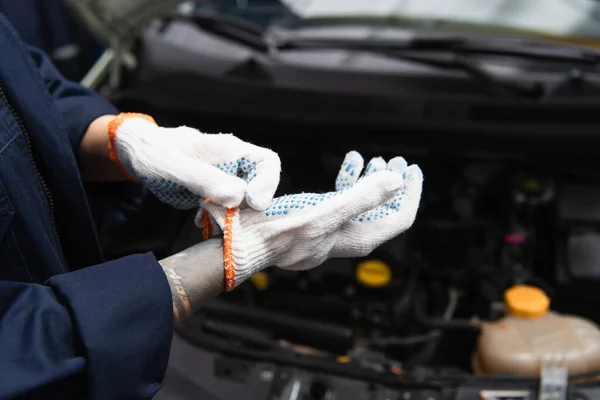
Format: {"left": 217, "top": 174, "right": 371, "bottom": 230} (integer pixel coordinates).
{"left": 26, "top": 44, "right": 119, "bottom": 151}
{"left": 25, "top": 45, "right": 145, "bottom": 233}
{"left": 0, "top": 253, "right": 174, "bottom": 400}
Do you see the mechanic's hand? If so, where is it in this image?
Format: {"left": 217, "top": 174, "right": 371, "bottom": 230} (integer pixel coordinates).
{"left": 107, "top": 113, "right": 281, "bottom": 210}
{"left": 196, "top": 151, "right": 423, "bottom": 291}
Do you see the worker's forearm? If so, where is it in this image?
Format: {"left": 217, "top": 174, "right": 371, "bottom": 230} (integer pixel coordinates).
{"left": 78, "top": 114, "right": 126, "bottom": 181}
{"left": 159, "top": 238, "right": 225, "bottom": 325}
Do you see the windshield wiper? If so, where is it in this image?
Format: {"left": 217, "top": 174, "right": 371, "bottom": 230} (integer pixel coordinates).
{"left": 380, "top": 51, "right": 546, "bottom": 97}
{"left": 275, "top": 35, "right": 600, "bottom": 65}
{"left": 167, "top": 11, "right": 600, "bottom": 98}
{"left": 167, "top": 10, "right": 270, "bottom": 52}
{"left": 274, "top": 36, "right": 600, "bottom": 98}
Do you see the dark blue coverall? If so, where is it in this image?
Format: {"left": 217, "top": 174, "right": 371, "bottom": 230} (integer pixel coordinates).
{"left": 0, "top": 13, "right": 173, "bottom": 400}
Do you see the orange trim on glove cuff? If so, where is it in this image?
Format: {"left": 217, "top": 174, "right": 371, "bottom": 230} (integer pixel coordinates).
{"left": 201, "top": 208, "right": 236, "bottom": 291}
{"left": 223, "top": 208, "right": 236, "bottom": 291}
{"left": 107, "top": 112, "right": 157, "bottom": 182}
{"left": 201, "top": 209, "right": 213, "bottom": 240}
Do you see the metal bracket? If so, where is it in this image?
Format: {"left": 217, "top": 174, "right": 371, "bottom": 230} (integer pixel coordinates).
{"left": 80, "top": 45, "right": 138, "bottom": 91}
{"left": 479, "top": 390, "right": 531, "bottom": 400}
{"left": 538, "top": 358, "right": 568, "bottom": 400}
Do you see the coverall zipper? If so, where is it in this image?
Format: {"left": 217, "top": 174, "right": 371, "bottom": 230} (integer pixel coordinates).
{"left": 0, "top": 84, "right": 63, "bottom": 253}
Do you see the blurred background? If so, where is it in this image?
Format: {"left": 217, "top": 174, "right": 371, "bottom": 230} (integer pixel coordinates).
{"left": 7, "top": 1, "right": 600, "bottom": 398}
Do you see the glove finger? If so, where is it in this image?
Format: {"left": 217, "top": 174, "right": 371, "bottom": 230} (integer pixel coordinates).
{"left": 374, "top": 164, "right": 423, "bottom": 229}
{"left": 402, "top": 164, "right": 424, "bottom": 201}
{"left": 308, "top": 170, "right": 403, "bottom": 233}
{"left": 335, "top": 151, "right": 364, "bottom": 191}
{"left": 245, "top": 149, "right": 281, "bottom": 211}
{"left": 387, "top": 156, "right": 407, "bottom": 174}
{"left": 160, "top": 156, "right": 248, "bottom": 208}
{"left": 364, "top": 157, "right": 387, "bottom": 177}
{"left": 332, "top": 164, "right": 423, "bottom": 258}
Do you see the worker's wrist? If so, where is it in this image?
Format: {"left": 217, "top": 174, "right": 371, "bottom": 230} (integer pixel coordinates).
{"left": 159, "top": 238, "right": 225, "bottom": 325}
{"left": 78, "top": 114, "right": 129, "bottom": 181}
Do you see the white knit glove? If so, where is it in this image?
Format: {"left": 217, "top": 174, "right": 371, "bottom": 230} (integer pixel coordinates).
{"left": 196, "top": 151, "right": 423, "bottom": 291}
{"left": 107, "top": 113, "right": 281, "bottom": 210}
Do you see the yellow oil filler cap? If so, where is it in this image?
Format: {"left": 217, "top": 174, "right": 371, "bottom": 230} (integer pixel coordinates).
{"left": 250, "top": 271, "right": 270, "bottom": 291}
{"left": 356, "top": 259, "right": 392, "bottom": 288}
{"left": 504, "top": 284, "right": 550, "bottom": 319}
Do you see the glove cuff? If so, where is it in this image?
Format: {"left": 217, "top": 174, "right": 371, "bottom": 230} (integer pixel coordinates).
{"left": 107, "top": 112, "right": 157, "bottom": 181}
{"left": 227, "top": 209, "right": 279, "bottom": 291}
{"left": 201, "top": 205, "right": 275, "bottom": 291}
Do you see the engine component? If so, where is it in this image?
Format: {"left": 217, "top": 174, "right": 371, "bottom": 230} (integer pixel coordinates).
{"left": 250, "top": 271, "right": 270, "bottom": 291}
{"left": 201, "top": 300, "right": 354, "bottom": 353}
{"left": 472, "top": 285, "right": 600, "bottom": 376}
{"left": 558, "top": 184, "right": 600, "bottom": 280}
{"left": 355, "top": 259, "right": 392, "bottom": 289}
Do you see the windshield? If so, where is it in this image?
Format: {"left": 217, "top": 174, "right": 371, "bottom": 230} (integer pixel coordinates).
{"left": 190, "top": 0, "right": 600, "bottom": 44}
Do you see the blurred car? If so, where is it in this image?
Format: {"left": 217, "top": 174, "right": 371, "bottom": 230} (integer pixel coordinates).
{"left": 64, "top": 1, "right": 600, "bottom": 399}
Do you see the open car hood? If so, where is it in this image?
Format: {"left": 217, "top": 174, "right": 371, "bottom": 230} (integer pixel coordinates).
{"left": 62, "top": 0, "right": 189, "bottom": 45}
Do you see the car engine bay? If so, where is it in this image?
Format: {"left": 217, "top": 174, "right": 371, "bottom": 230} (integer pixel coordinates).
{"left": 102, "top": 133, "right": 600, "bottom": 398}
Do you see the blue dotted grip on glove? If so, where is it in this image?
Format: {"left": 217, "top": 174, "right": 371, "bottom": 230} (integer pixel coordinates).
{"left": 265, "top": 191, "right": 343, "bottom": 216}
{"left": 263, "top": 152, "right": 409, "bottom": 222}
{"left": 140, "top": 176, "right": 200, "bottom": 209}
{"left": 216, "top": 158, "right": 258, "bottom": 181}
{"left": 262, "top": 188, "right": 404, "bottom": 222}
{"left": 140, "top": 157, "right": 258, "bottom": 210}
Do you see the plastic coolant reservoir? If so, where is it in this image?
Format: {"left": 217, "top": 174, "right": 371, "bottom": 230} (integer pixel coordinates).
{"left": 472, "top": 285, "right": 600, "bottom": 376}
